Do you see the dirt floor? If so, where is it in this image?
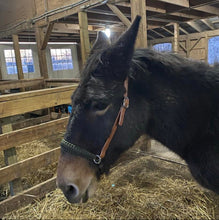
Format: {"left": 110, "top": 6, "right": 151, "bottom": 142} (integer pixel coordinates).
{"left": 2, "top": 136, "right": 219, "bottom": 219}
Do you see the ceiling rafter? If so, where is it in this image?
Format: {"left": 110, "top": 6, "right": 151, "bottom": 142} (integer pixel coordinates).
{"left": 201, "top": 19, "right": 215, "bottom": 30}
{"left": 187, "top": 21, "right": 202, "bottom": 32}
{"left": 150, "top": 29, "right": 166, "bottom": 38}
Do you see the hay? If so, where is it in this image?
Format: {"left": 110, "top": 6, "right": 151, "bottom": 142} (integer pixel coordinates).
{"left": 3, "top": 153, "right": 219, "bottom": 220}
{"left": 0, "top": 133, "right": 63, "bottom": 201}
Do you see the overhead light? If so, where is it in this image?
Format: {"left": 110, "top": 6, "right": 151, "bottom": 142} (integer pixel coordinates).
{"left": 104, "top": 28, "right": 111, "bottom": 38}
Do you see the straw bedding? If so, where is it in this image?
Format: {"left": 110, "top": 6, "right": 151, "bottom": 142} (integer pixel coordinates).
{"left": 2, "top": 141, "right": 219, "bottom": 220}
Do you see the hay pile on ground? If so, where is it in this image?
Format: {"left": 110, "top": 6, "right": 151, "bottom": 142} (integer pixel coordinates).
{"left": 0, "top": 133, "right": 63, "bottom": 201}
{"left": 3, "top": 149, "right": 219, "bottom": 220}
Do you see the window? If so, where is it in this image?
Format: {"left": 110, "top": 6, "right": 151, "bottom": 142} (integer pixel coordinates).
{"left": 4, "top": 49, "right": 35, "bottom": 74}
{"left": 153, "top": 43, "right": 172, "bottom": 52}
{"left": 208, "top": 36, "right": 219, "bottom": 65}
{"left": 20, "top": 49, "right": 35, "bottom": 73}
{"left": 4, "top": 50, "right": 17, "bottom": 74}
{"left": 50, "top": 48, "right": 73, "bottom": 71}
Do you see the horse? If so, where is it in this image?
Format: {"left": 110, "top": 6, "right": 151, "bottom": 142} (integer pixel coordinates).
{"left": 56, "top": 16, "right": 219, "bottom": 203}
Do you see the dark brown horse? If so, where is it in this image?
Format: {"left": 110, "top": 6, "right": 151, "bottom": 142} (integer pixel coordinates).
{"left": 56, "top": 16, "right": 219, "bottom": 203}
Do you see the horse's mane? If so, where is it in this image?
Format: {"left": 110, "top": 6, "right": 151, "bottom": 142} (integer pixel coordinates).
{"left": 130, "top": 49, "right": 219, "bottom": 92}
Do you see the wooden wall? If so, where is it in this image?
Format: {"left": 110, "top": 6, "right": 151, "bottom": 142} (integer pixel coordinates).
{"left": 149, "top": 29, "right": 219, "bottom": 63}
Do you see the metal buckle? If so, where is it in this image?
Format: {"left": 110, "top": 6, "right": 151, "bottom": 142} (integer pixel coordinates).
{"left": 93, "top": 155, "right": 102, "bottom": 165}
{"left": 122, "top": 97, "right": 129, "bottom": 109}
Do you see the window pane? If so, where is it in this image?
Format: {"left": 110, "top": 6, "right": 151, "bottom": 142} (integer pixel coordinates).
{"left": 208, "top": 36, "right": 219, "bottom": 65}
{"left": 20, "top": 49, "right": 35, "bottom": 73}
{"left": 50, "top": 48, "right": 74, "bottom": 71}
{"left": 153, "top": 43, "right": 172, "bottom": 52}
{"left": 4, "top": 50, "right": 17, "bottom": 74}
{"left": 4, "top": 49, "right": 35, "bottom": 74}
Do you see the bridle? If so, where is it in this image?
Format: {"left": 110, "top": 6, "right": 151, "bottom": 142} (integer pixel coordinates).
{"left": 60, "top": 77, "right": 129, "bottom": 166}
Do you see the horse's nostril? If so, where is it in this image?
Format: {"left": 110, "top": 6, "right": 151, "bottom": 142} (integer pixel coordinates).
{"left": 67, "top": 184, "right": 79, "bottom": 198}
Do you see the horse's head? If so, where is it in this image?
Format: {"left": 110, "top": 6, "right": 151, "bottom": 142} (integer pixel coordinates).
{"left": 56, "top": 16, "right": 141, "bottom": 203}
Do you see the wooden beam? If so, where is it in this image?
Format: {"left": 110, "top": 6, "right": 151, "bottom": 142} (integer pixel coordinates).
{"left": 179, "top": 27, "right": 189, "bottom": 35}
{"left": 35, "top": 27, "right": 49, "bottom": 79}
{"left": 179, "top": 42, "right": 187, "bottom": 53}
{"left": 201, "top": 19, "right": 215, "bottom": 30}
{"left": 0, "top": 78, "right": 44, "bottom": 90}
{"left": 186, "top": 37, "right": 190, "bottom": 58}
{"left": 173, "top": 23, "right": 179, "bottom": 53}
{"left": 12, "top": 114, "right": 50, "bottom": 130}
{"left": 189, "top": 37, "right": 202, "bottom": 51}
{"left": 45, "top": 78, "right": 80, "bottom": 87}
{"left": 0, "top": 85, "right": 77, "bottom": 118}
{"left": 1, "top": 124, "right": 23, "bottom": 196}
{"left": 41, "top": 23, "right": 54, "bottom": 50}
{"left": 161, "top": 27, "right": 174, "bottom": 35}
{"left": 12, "top": 35, "right": 24, "bottom": 81}
{"left": 150, "top": 29, "right": 166, "bottom": 38}
{"left": 78, "top": 11, "right": 91, "bottom": 65}
{"left": 194, "top": 5, "right": 219, "bottom": 15}
{"left": 0, "top": 147, "right": 60, "bottom": 185}
{"left": 0, "top": 117, "right": 68, "bottom": 152}
{"left": 107, "top": 3, "right": 131, "bottom": 27}
{"left": 0, "top": 177, "right": 56, "bottom": 218}
{"left": 131, "top": 0, "right": 147, "bottom": 48}
{"left": 155, "top": 0, "right": 189, "bottom": 7}
{"left": 53, "top": 23, "right": 94, "bottom": 33}
{"left": 187, "top": 21, "right": 202, "bottom": 32}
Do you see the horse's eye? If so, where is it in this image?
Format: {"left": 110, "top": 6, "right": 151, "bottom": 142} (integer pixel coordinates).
{"left": 92, "top": 102, "right": 108, "bottom": 111}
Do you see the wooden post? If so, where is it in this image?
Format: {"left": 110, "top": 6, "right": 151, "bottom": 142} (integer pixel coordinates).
{"left": 35, "top": 27, "right": 49, "bottom": 79}
{"left": 186, "top": 37, "right": 190, "bottom": 58}
{"left": 173, "top": 23, "right": 179, "bottom": 53}
{"left": 131, "top": 0, "right": 150, "bottom": 151}
{"left": 1, "top": 124, "right": 23, "bottom": 196}
{"left": 204, "top": 33, "right": 208, "bottom": 63}
{"left": 78, "top": 11, "right": 91, "bottom": 65}
{"left": 0, "top": 57, "right": 4, "bottom": 94}
{"left": 131, "top": 0, "right": 147, "bottom": 48}
{"left": 12, "top": 34, "right": 25, "bottom": 92}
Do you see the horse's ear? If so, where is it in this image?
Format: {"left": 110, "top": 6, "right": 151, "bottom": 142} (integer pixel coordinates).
{"left": 90, "top": 31, "right": 110, "bottom": 54}
{"left": 101, "top": 16, "right": 141, "bottom": 81}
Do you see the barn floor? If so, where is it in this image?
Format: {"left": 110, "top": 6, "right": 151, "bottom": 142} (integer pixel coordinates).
{"left": 2, "top": 136, "right": 219, "bottom": 220}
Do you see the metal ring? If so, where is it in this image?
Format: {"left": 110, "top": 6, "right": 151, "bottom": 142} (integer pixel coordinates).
{"left": 122, "top": 97, "right": 129, "bottom": 109}
{"left": 93, "top": 155, "right": 102, "bottom": 165}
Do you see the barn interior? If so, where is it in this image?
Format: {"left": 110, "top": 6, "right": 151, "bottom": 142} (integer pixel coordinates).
{"left": 0, "top": 0, "right": 219, "bottom": 219}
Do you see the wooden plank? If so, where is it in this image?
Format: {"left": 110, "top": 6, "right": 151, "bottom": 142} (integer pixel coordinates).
{"left": 78, "top": 11, "right": 91, "bottom": 65}
{"left": 173, "top": 23, "right": 179, "bottom": 53}
{"left": 0, "top": 78, "right": 44, "bottom": 90}
{"left": 0, "top": 147, "right": 60, "bottom": 185}
{"left": 189, "top": 37, "right": 202, "bottom": 51}
{"left": 201, "top": 19, "right": 215, "bottom": 30}
{"left": 0, "top": 117, "right": 68, "bottom": 152}
{"left": 107, "top": 3, "right": 131, "bottom": 27}
{"left": 194, "top": 5, "right": 219, "bottom": 15}
{"left": 12, "top": 114, "right": 51, "bottom": 130}
{"left": 35, "top": 27, "right": 49, "bottom": 79}
{"left": 2, "top": 124, "right": 23, "bottom": 196}
{"left": 35, "top": 0, "right": 102, "bottom": 27}
{"left": 187, "top": 21, "right": 202, "bottom": 33}
{"left": 0, "top": 84, "right": 77, "bottom": 102}
{"left": 156, "top": 0, "right": 189, "bottom": 7}
{"left": 45, "top": 78, "right": 80, "bottom": 87}
{"left": 0, "top": 85, "right": 77, "bottom": 118}
{"left": 12, "top": 35, "right": 24, "bottom": 88}
{"left": 0, "top": 176, "right": 57, "bottom": 218}
{"left": 150, "top": 29, "right": 166, "bottom": 38}
{"left": 131, "top": 0, "right": 147, "bottom": 48}
{"left": 41, "top": 22, "right": 54, "bottom": 50}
